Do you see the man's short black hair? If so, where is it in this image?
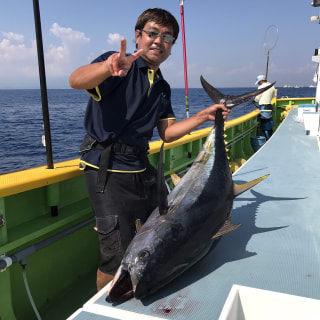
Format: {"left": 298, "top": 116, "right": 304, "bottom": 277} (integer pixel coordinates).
{"left": 135, "top": 8, "right": 179, "bottom": 44}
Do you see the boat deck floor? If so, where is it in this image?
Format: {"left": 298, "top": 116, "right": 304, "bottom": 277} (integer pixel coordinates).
{"left": 68, "top": 108, "right": 320, "bottom": 320}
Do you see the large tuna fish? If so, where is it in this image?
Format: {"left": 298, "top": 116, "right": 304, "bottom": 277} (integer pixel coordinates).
{"left": 105, "top": 77, "right": 275, "bottom": 303}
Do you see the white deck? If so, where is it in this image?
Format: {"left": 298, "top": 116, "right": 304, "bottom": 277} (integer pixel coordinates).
{"left": 68, "top": 108, "right": 320, "bottom": 320}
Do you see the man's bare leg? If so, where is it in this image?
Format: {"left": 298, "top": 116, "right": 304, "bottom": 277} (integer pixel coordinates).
{"left": 97, "top": 268, "right": 114, "bottom": 291}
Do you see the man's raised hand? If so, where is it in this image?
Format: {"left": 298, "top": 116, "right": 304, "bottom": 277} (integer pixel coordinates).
{"left": 107, "top": 38, "right": 143, "bottom": 77}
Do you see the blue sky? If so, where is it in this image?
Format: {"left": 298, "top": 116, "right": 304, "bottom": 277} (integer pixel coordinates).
{"left": 0, "top": 0, "right": 319, "bottom": 88}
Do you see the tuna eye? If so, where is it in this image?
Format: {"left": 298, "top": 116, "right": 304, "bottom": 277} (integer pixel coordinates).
{"left": 138, "top": 250, "right": 150, "bottom": 260}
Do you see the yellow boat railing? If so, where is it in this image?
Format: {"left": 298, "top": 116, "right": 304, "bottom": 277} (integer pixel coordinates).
{"left": 0, "top": 111, "right": 261, "bottom": 198}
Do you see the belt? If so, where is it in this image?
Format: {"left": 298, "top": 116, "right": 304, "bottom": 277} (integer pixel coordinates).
{"left": 96, "top": 142, "right": 148, "bottom": 193}
{"left": 80, "top": 134, "right": 149, "bottom": 193}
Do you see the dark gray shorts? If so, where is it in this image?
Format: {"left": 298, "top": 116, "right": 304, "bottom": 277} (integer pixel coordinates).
{"left": 84, "top": 167, "right": 158, "bottom": 274}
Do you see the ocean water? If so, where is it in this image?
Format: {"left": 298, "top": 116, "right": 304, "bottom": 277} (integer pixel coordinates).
{"left": 0, "top": 86, "right": 316, "bottom": 175}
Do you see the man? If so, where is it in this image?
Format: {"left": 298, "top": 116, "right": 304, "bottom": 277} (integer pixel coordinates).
{"left": 254, "top": 74, "right": 276, "bottom": 139}
{"left": 69, "top": 8, "right": 230, "bottom": 291}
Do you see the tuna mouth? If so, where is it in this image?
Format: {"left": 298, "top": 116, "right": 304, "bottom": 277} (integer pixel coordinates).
{"left": 133, "top": 282, "right": 148, "bottom": 300}
{"left": 105, "top": 268, "right": 134, "bottom": 304}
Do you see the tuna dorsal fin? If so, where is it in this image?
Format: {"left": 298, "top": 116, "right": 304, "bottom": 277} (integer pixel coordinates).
{"left": 212, "top": 220, "right": 241, "bottom": 239}
{"left": 233, "top": 174, "right": 269, "bottom": 197}
{"left": 170, "top": 168, "right": 181, "bottom": 187}
{"left": 158, "top": 142, "right": 168, "bottom": 215}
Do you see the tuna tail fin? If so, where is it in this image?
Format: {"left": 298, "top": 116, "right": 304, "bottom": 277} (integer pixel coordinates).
{"left": 233, "top": 174, "right": 269, "bottom": 197}
{"left": 200, "top": 75, "right": 276, "bottom": 108}
{"left": 212, "top": 220, "right": 241, "bottom": 239}
{"left": 158, "top": 142, "right": 169, "bottom": 215}
{"left": 200, "top": 76, "right": 225, "bottom": 105}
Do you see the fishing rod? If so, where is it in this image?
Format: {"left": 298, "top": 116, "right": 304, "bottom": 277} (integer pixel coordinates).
{"left": 179, "top": 0, "right": 190, "bottom": 118}
{"left": 32, "top": 0, "right": 54, "bottom": 169}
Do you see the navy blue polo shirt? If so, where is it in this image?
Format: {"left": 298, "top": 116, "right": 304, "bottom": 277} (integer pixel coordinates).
{"left": 80, "top": 51, "right": 176, "bottom": 172}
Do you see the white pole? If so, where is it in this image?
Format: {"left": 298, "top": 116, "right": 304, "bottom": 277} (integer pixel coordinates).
{"left": 312, "top": 54, "right": 320, "bottom": 111}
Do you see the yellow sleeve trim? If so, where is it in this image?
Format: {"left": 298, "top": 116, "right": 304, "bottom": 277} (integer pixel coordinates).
{"left": 85, "top": 86, "right": 102, "bottom": 101}
{"left": 159, "top": 117, "right": 176, "bottom": 121}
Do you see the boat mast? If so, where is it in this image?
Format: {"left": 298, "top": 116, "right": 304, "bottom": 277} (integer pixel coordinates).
{"left": 311, "top": 0, "right": 320, "bottom": 111}
{"left": 179, "top": 0, "right": 190, "bottom": 118}
{"left": 312, "top": 52, "right": 320, "bottom": 112}
{"left": 32, "top": 0, "right": 54, "bottom": 169}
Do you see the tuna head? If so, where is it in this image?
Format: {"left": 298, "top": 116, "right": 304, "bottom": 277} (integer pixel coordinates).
{"left": 105, "top": 225, "right": 166, "bottom": 303}
{"left": 105, "top": 204, "right": 214, "bottom": 303}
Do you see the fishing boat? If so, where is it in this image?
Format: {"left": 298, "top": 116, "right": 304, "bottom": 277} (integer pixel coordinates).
{"left": 1, "top": 1, "right": 320, "bottom": 320}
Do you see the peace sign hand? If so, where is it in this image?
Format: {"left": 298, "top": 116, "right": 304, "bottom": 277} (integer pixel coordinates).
{"left": 107, "top": 38, "right": 143, "bottom": 77}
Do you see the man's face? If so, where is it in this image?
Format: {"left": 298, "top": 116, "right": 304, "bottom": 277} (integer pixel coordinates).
{"left": 135, "top": 21, "right": 174, "bottom": 70}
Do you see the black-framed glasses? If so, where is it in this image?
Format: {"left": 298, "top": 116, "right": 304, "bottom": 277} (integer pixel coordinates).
{"left": 141, "top": 30, "right": 175, "bottom": 44}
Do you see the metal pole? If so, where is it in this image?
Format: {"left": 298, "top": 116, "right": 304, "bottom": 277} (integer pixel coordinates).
{"left": 0, "top": 217, "right": 95, "bottom": 271}
{"left": 266, "top": 49, "right": 270, "bottom": 81}
{"left": 179, "top": 0, "right": 190, "bottom": 118}
{"left": 32, "top": 0, "right": 54, "bottom": 169}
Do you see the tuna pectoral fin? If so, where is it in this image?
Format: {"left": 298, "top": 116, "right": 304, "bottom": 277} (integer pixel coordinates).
{"left": 170, "top": 168, "right": 181, "bottom": 186}
{"left": 212, "top": 220, "right": 241, "bottom": 239}
{"left": 233, "top": 174, "right": 269, "bottom": 197}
